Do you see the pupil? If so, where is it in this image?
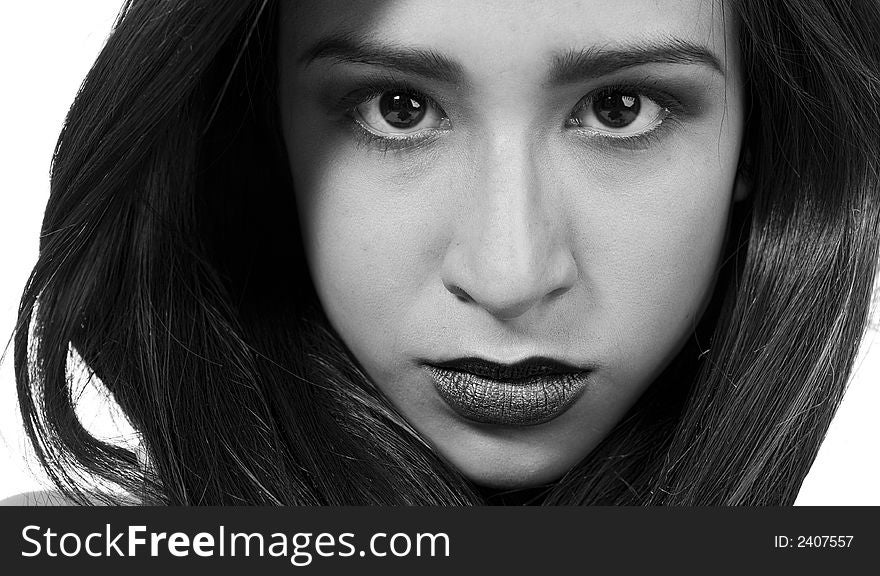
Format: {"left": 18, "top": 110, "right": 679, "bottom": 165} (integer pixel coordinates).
{"left": 593, "top": 91, "right": 640, "bottom": 128}
{"left": 380, "top": 91, "right": 425, "bottom": 128}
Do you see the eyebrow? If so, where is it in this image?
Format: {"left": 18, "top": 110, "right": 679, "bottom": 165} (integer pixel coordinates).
{"left": 298, "top": 33, "right": 724, "bottom": 86}
{"left": 547, "top": 38, "right": 725, "bottom": 85}
{"left": 298, "top": 32, "right": 466, "bottom": 85}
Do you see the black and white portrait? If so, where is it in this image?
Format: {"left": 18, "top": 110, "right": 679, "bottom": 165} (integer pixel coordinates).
{"left": 1, "top": 0, "right": 879, "bottom": 506}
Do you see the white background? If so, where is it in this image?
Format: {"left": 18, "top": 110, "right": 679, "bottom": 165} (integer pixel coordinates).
{"left": 1, "top": 1, "right": 877, "bottom": 505}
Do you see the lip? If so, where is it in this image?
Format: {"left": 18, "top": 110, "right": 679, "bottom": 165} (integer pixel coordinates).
{"left": 424, "top": 357, "right": 591, "bottom": 426}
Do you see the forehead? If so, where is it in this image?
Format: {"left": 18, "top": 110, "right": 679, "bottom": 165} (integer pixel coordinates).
{"left": 280, "top": 0, "right": 735, "bottom": 76}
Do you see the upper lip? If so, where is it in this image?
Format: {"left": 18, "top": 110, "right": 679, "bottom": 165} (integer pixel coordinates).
{"left": 427, "top": 356, "right": 589, "bottom": 381}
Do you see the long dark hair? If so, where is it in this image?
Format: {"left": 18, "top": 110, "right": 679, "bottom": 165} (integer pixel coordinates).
{"left": 14, "top": 0, "right": 880, "bottom": 505}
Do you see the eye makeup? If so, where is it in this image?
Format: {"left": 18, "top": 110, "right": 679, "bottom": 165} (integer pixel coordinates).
{"left": 312, "top": 68, "right": 711, "bottom": 154}
{"left": 321, "top": 76, "right": 451, "bottom": 152}
{"left": 564, "top": 79, "right": 688, "bottom": 151}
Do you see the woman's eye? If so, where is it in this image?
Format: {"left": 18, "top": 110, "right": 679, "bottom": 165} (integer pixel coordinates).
{"left": 354, "top": 89, "right": 451, "bottom": 137}
{"left": 568, "top": 88, "right": 669, "bottom": 138}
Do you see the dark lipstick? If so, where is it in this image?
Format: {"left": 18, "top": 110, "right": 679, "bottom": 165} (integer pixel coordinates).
{"left": 425, "top": 357, "right": 591, "bottom": 426}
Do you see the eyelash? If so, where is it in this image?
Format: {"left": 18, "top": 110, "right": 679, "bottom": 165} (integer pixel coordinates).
{"left": 338, "top": 80, "right": 685, "bottom": 152}
{"left": 568, "top": 81, "right": 684, "bottom": 151}
{"left": 338, "top": 81, "right": 445, "bottom": 152}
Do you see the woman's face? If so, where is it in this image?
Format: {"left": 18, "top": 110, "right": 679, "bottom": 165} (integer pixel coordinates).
{"left": 278, "top": 0, "right": 746, "bottom": 488}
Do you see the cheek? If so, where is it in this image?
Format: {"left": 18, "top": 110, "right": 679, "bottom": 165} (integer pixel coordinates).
{"left": 564, "top": 145, "right": 736, "bottom": 375}
{"left": 288, "top": 137, "right": 447, "bottom": 365}
{"left": 301, "top": 173, "right": 411, "bottom": 320}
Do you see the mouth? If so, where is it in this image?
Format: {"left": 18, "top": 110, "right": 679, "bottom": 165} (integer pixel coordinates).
{"left": 424, "top": 357, "right": 592, "bottom": 426}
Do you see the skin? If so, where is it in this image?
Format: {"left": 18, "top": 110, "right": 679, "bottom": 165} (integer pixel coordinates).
{"left": 278, "top": 0, "right": 747, "bottom": 488}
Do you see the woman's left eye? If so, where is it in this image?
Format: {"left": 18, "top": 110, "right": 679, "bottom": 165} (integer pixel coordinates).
{"left": 353, "top": 89, "right": 451, "bottom": 137}
{"left": 567, "top": 88, "right": 670, "bottom": 138}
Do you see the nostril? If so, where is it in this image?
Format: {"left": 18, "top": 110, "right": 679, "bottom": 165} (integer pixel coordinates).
{"left": 444, "top": 281, "right": 473, "bottom": 303}
{"left": 547, "top": 284, "right": 573, "bottom": 300}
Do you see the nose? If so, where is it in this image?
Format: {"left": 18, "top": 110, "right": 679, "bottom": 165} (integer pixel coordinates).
{"left": 440, "top": 135, "right": 578, "bottom": 321}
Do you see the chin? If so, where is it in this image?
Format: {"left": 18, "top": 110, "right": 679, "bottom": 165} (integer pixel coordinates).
{"left": 441, "top": 443, "right": 584, "bottom": 490}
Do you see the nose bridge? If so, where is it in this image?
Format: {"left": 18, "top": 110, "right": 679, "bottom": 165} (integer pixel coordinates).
{"left": 441, "top": 128, "right": 577, "bottom": 320}
{"left": 479, "top": 130, "right": 543, "bottom": 263}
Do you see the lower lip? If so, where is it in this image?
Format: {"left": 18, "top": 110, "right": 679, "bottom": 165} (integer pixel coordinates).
{"left": 425, "top": 366, "right": 590, "bottom": 426}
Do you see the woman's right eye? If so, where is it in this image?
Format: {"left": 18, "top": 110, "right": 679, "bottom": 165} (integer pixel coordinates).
{"left": 353, "top": 89, "right": 451, "bottom": 138}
